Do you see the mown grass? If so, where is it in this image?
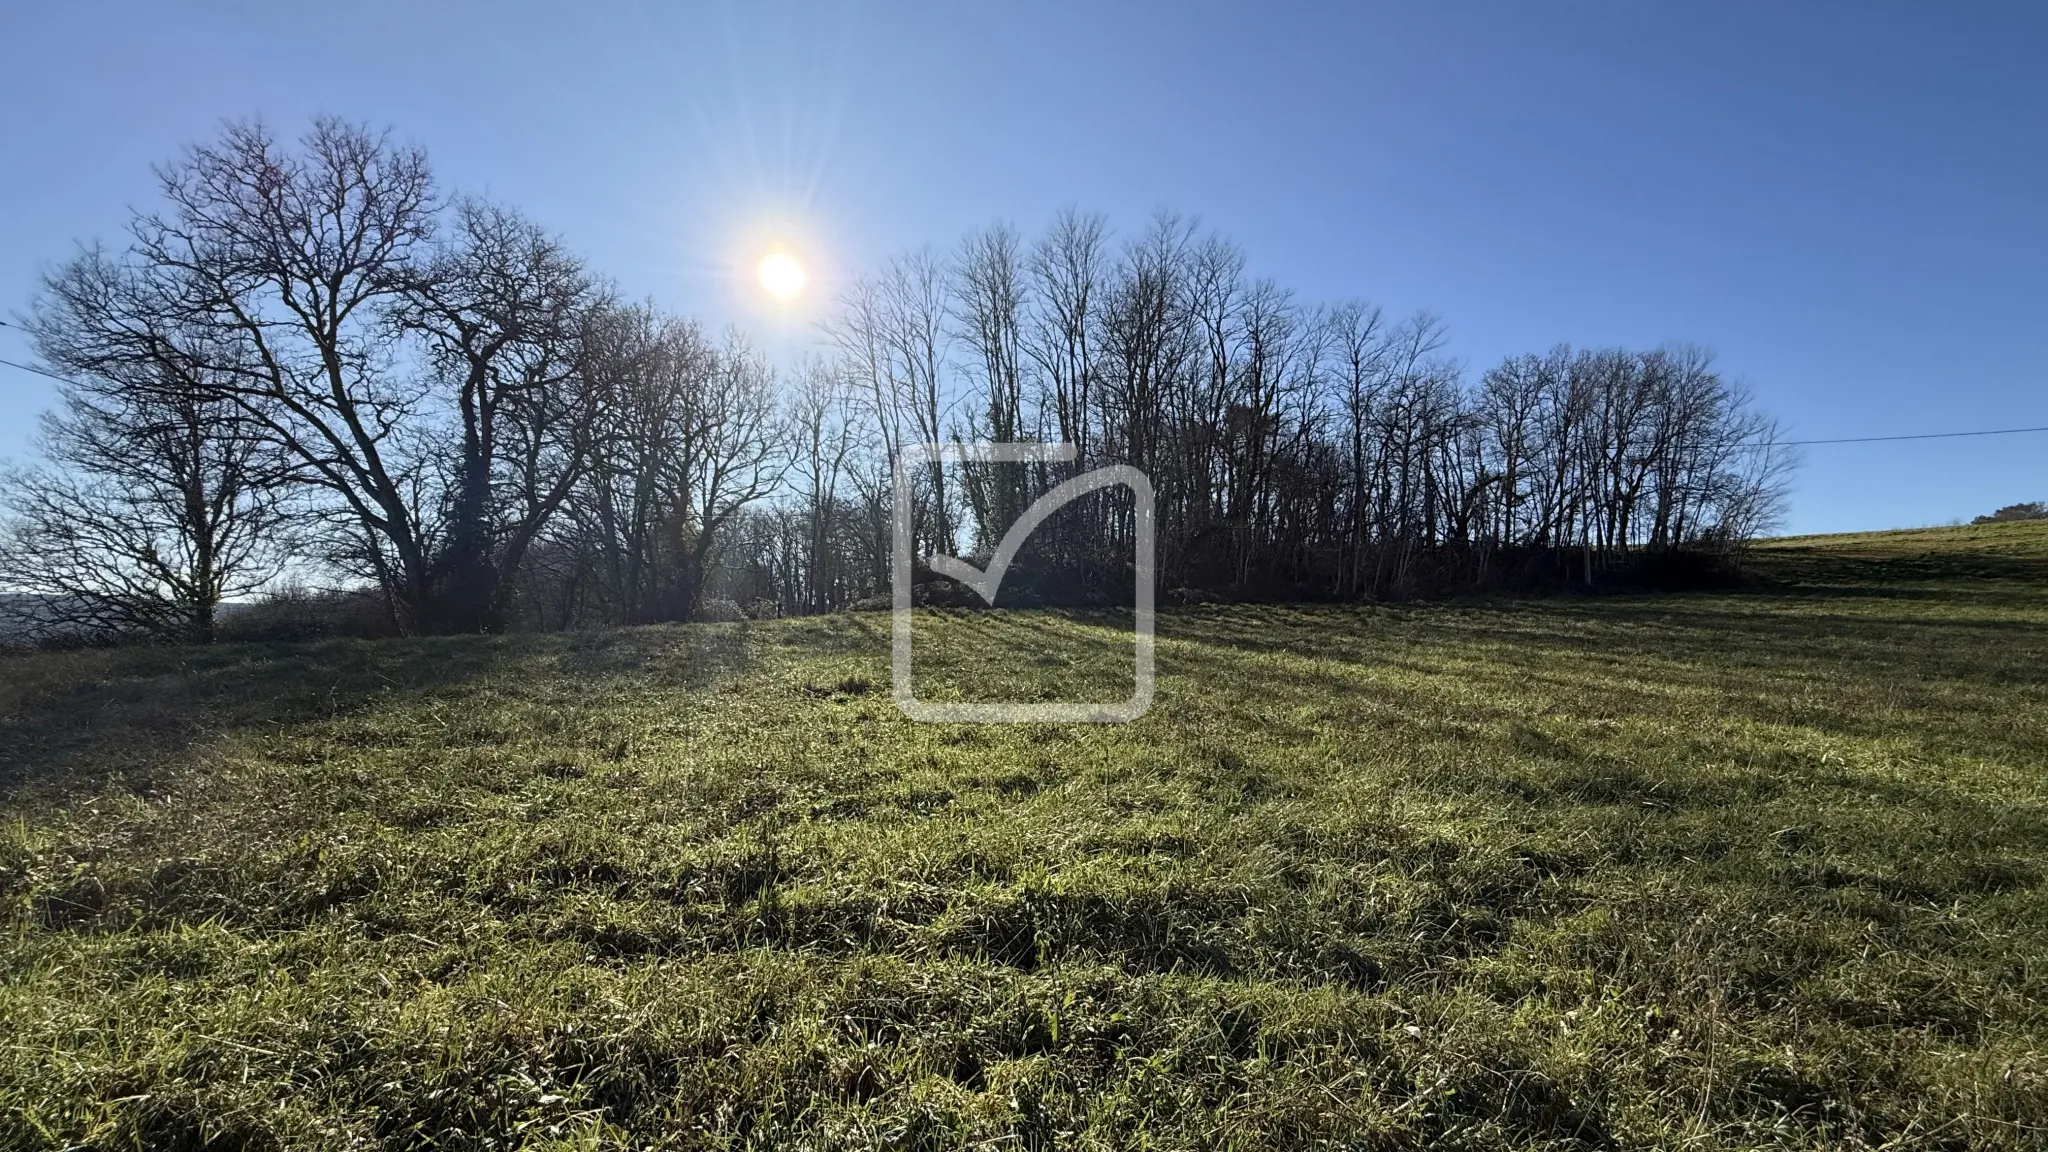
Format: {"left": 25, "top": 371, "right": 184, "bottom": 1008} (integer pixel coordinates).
{"left": 2, "top": 525, "right": 2046, "bottom": 1149}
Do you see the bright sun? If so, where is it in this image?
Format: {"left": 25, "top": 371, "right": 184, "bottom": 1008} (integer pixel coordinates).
{"left": 757, "top": 252, "right": 807, "bottom": 300}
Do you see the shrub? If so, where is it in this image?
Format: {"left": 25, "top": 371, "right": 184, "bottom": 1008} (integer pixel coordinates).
{"left": 1972, "top": 502, "right": 2048, "bottom": 524}
{"left": 695, "top": 596, "right": 748, "bottom": 623}
{"left": 216, "top": 585, "right": 397, "bottom": 642}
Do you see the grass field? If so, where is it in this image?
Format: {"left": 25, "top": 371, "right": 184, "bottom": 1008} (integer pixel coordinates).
{"left": 3, "top": 523, "right": 2046, "bottom": 1150}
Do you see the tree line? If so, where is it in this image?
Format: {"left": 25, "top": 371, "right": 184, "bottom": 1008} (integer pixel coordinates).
{"left": 1972, "top": 502, "right": 2046, "bottom": 525}
{"left": 0, "top": 119, "right": 1794, "bottom": 644}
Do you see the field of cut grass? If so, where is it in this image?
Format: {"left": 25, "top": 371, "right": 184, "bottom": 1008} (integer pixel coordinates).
{"left": 2, "top": 524, "right": 2046, "bottom": 1150}
{"left": 1756, "top": 519, "right": 2048, "bottom": 580}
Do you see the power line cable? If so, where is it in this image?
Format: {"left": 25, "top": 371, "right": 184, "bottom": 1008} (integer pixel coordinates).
{"left": 0, "top": 356, "right": 77, "bottom": 387}
{"left": 1782, "top": 426, "right": 2048, "bottom": 446}
{"left": 0, "top": 322, "right": 80, "bottom": 386}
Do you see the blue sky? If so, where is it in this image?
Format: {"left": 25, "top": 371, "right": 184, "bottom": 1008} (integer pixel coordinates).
{"left": 1, "top": 1, "right": 2042, "bottom": 534}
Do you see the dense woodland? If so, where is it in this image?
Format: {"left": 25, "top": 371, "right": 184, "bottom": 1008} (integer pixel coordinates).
{"left": 0, "top": 120, "right": 1795, "bottom": 643}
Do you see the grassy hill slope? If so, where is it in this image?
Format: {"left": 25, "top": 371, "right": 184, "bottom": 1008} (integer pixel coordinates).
{"left": 1753, "top": 519, "right": 2048, "bottom": 589}
{"left": 1761, "top": 518, "right": 2048, "bottom": 559}
{"left": 2, "top": 525, "right": 2045, "bottom": 1149}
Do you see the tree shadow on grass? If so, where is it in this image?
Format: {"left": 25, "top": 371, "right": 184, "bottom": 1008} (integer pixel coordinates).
{"left": 0, "top": 621, "right": 785, "bottom": 808}
{"left": 1749, "top": 544, "right": 2048, "bottom": 591}
{"left": 553, "top": 620, "right": 760, "bottom": 686}
{"left": 1163, "top": 592, "right": 2045, "bottom": 711}
{"left": 0, "top": 636, "right": 552, "bottom": 807}
{"left": 1157, "top": 594, "right": 2048, "bottom": 795}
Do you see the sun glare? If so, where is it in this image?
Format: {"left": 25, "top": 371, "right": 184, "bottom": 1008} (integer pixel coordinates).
{"left": 757, "top": 251, "right": 807, "bottom": 300}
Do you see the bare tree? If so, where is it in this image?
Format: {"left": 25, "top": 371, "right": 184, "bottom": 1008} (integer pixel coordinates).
{"left": 825, "top": 275, "right": 912, "bottom": 582}
{"left": 1021, "top": 209, "right": 1109, "bottom": 571}
{"left": 53, "top": 119, "right": 616, "bottom": 634}
{"left": 552, "top": 314, "right": 786, "bottom": 623}
{"left": 2, "top": 270, "right": 287, "bottom": 642}
{"left": 952, "top": 223, "right": 1033, "bottom": 546}
{"left": 397, "top": 199, "right": 601, "bottom": 631}
{"left": 563, "top": 304, "right": 709, "bottom": 622}
{"left": 785, "top": 355, "right": 861, "bottom": 612}
{"left": 16, "top": 149, "right": 1803, "bottom": 631}
{"left": 670, "top": 331, "right": 787, "bottom": 619}
{"left": 120, "top": 117, "right": 445, "bottom": 627}
{"left": 1327, "top": 300, "right": 1389, "bottom": 592}
{"left": 887, "top": 251, "right": 955, "bottom": 553}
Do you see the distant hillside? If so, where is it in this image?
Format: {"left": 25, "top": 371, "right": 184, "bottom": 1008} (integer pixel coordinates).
{"left": 1758, "top": 518, "right": 2048, "bottom": 559}
{"left": 1751, "top": 518, "right": 2048, "bottom": 588}
{"left": 0, "top": 594, "right": 56, "bottom": 641}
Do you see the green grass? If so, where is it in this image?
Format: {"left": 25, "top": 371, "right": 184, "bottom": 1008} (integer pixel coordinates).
{"left": 1759, "top": 518, "right": 2048, "bottom": 556}
{"left": 2, "top": 525, "right": 2046, "bottom": 1150}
